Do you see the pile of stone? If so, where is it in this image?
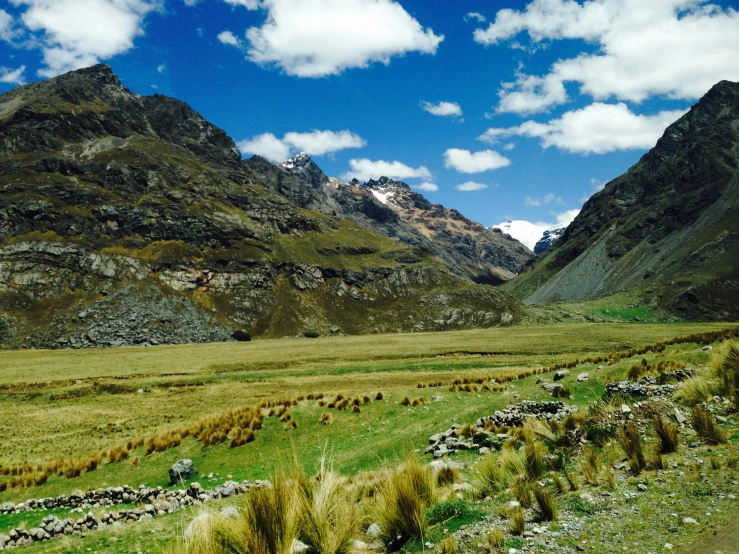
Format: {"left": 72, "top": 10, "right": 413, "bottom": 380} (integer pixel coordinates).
{"left": 604, "top": 379, "right": 675, "bottom": 399}
{"left": 0, "top": 481, "right": 270, "bottom": 550}
{"left": 476, "top": 400, "right": 578, "bottom": 428}
{"left": 425, "top": 424, "right": 481, "bottom": 458}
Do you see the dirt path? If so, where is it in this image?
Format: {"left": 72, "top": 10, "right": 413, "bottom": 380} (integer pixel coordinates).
{"left": 680, "top": 518, "right": 739, "bottom": 554}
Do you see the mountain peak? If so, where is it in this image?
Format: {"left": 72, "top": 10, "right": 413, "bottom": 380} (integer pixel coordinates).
{"left": 364, "top": 177, "right": 412, "bottom": 205}
{"left": 281, "top": 152, "right": 328, "bottom": 189}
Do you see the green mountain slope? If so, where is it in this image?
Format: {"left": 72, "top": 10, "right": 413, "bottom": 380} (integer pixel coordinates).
{"left": 507, "top": 80, "right": 739, "bottom": 321}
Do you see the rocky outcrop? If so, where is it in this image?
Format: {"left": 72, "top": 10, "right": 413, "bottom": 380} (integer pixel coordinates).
{"left": 534, "top": 225, "right": 565, "bottom": 255}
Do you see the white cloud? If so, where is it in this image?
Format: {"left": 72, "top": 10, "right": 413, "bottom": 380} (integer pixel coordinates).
{"left": 503, "top": 143, "right": 516, "bottom": 151}
{"left": 590, "top": 178, "right": 605, "bottom": 191}
{"left": 456, "top": 181, "right": 488, "bottom": 192}
{"left": 413, "top": 182, "right": 439, "bottom": 192}
{"left": 476, "top": 0, "right": 739, "bottom": 114}
{"left": 238, "top": 129, "right": 366, "bottom": 161}
{"left": 0, "top": 9, "right": 20, "bottom": 42}
{"left": 12, "top": 0, "right": 158, "bottom": 78}
{"left": 0, "top": 65, "right": 26, "bottom": 85}
{"left": 241, "top": 0, "right": 444, "bottom": 77}
{"left": 183, "top": 0, "right": 199, "bottom": 5}
{"left": 421, "top": 100, "right": 462, "bottom": 117}
{"left": 479, "top": 102, "right": 686, "bottom": 154}
{"left": 223, "top": 0, "right": 260, "bottom": 8}
{"left": 156, "top": 63, "right": 165, "bottom": 73}
{"left": 342, "top": 159, "right": 431, "bottom": 182}
{"left": 526, "top": 193, "right": 562, "bottom": 207}
{"left": 282, "top": 130, "right": 366, "bottom": 156}
{"left": 555, "top": 209, "right": 580, "bottom": 226}
{"left": 443, "top": 148, "right": 511, "bottom": 173}
{"left": 217, "top": 30, "right": 241, "bottom": 47}
{"left": 465, "top": 12, "right": 486, "bottom": 23}
{"left": 238, "top": 132, "right": 291, "bottom": 161}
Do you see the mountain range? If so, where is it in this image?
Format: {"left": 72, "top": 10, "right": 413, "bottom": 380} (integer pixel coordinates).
{"left": 0, "top": 66, "right": 736, "bottom": 349}
{"left": 0, "top": 65, "right": 531, "bottom": 348}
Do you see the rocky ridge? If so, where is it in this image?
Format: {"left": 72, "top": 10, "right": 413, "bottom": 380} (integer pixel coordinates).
{"left": 0, "top": 65, "right": 529, "bottom": 348}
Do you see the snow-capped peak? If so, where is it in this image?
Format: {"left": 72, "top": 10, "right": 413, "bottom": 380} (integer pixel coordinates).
{"left": 492, "top": 220, "right": 551, "bottom": 251}
{"left": 281, "top": 152, "right": 311, "bottom": 170}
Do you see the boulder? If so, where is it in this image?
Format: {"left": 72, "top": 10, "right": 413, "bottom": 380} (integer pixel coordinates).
{"left": 169, "top": 459, "right": 198, "bottom": 485}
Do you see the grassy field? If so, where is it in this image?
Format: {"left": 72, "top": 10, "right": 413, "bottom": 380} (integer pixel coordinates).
{"left": 0, "top": 322, "right": 737, "bottom": 553}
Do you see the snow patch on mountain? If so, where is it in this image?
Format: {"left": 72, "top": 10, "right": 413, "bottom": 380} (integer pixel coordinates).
{"left": 492, "top": 220, "right": 551, "bottom": 251}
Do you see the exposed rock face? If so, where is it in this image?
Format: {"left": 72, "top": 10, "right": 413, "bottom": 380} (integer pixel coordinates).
{"left": 508, "top": 80, "right": 739, "bottom": 321}
{"left": 534, "top": 225, "right": 566, "bottom": 255}
{"left": 0, "top": 65, "right": 527, "bottom": 348}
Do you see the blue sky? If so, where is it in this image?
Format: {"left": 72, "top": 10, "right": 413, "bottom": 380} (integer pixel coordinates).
{"left": 1, "top": 0, "right": 738, "bottom": 228}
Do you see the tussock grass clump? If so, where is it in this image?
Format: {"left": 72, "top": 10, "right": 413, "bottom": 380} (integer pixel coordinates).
{"left": 435, "top": 465, "right": 459, "bottom": 487}
{"left": 552, "top": 473, "right": 565, "bottom": 494}
{"left": 472, "top": 455, "right": 505, "bottom": 498}
{"left": 500, "top": 445, "right": 526, "bottom": 481}
{"left": 524, "top": 438, "right": 546, "bottom": 480}
{"left": 716, "top": 340, "right": 739, "bottom": 410}
{"left": 653, "top": 416, "right": 678, "bottom": 453}
{"left": 374, "top": 456, "right": 436, "bottom": 551}
{"left": 674, "top": 377, "right": 712, "bottom": 407}
{"left": 437, "top": 536, "right": 458, "bottom": 554}
{"left": 533, "top": 485, "right": 557, "bottom": 521}
{"left": 230, "top": 427, "right": 255, "bottom": 448}
{"left": 375, "top": 392, "right": 384, "bottom": 401}
{"left": 690, "top": 406, "right": 727, "bottom": 445}
{"left": 513, "top": 478, "right": 532, "bottom": 508}
{"left": 619, "top": 422, "right": 646, "bottom": 475}
{"left": 510, "top": 507, "right": 525, "bottom": 536}
{"left": 564, "top": 471, "right": 579, "bottom": 492}
{"left": 297, "top": 465, "right": 360, "bottom": 554}
{"left": 648, "top": 453, "right": 667, "bottom": 470}
{"left": 319, "top": 413, "right": 333, "bottom": 425}
{"left": 582, "top": 449, "right": 601, "bottom": 486}
{"left": 486, "top": 529, "right": 505, "bottom": 552}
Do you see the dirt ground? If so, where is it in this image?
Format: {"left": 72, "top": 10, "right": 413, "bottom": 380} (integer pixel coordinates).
{"left": 681, "top": 518, "right": 739, "bottom": 554}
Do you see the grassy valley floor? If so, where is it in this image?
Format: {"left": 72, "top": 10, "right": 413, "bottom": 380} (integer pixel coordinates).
{"left": 0, "top": 322, "right": 737, "bottom": 553}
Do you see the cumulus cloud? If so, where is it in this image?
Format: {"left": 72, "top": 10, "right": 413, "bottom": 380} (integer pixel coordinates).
{"left": 413, "top": 182, "right": 439, "bottom": 192}
{"left": 0, "top": 65, "right": 26, "bottom": 85}
{"left": 11, "top": 0, "right": 158, "bottom": 77}
{"left": 478, "top": 102, "right": 686, "bottom": 154}
{"left": 0, "top": 9, "right": 20, "bottom": 42}
{"left": 465, "top": 12, "right": 486, "bottom": 23}
{"left": 238, "top": 132, "right": 291, "bottom": 161}
{"left": 239, "top": 0, "right": 443, "bottom": 77}
{"left": 282, "top": 130, "right": 366, "bottom": 156}
{"left": 443, "top": 148, "right": 511, "bottom": 173}
{"left": 477, "top": 0, "right": 739, "bottom": 114}
{"left": 156, "top": 63, "right": 165, "bottom": 73}
{"left": 217, "top": 30, "right": 241, "bottom": 47}
{"left": 556, "top": 208, "right": 580, "bottom": 226}
{"left": 342, "top": 159, "right": 431, "bottom": 182}
{"left": 456, "top": 181, "right": 488, "bottom": 192}
{"left": 238, "top": 129, "right": 366, "bottom": 161}
{"left": 421, "top": 100, "right": 462, "bottom": 117}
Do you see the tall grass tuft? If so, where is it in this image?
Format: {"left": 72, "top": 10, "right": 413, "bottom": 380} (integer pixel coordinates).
{"left": 619, "top": 422, "right": 645, "bottom": 475}
{"left": 653, "top": 417, "right": 678, "bottom": 453}
{"left": 510, "top": 507, "right": 525, "bottom": 536}
{"left": 582, "top": 449, "right": 601, "bottom": 486}
{"left": 716, "top": 341, "right": 739, "bottom": 410}
{"left": 674, "top": 377, "right": 711, "bottom": 407}
{"left": 471, "top": 454, "right": 505, "bottom": 498}
{"left": 532, "top": 485, "right": 557, "bottom": 521}
{"left": 690, "top": 406, "right": 727, "bottom": 445}
{"left": 297, "top": 463, "right": 360, "bottom": 554}
{"left": 374, "top": 455, "right": 436, "bottom": 551}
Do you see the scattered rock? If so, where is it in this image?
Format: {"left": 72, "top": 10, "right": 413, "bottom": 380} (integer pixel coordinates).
{"left": 169, "top": 459, "right": 198, "bottom": 485}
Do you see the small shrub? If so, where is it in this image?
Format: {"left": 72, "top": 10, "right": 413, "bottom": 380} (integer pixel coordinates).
{"left": 426, "top": 499, "right": 477, "bottom": 525}
{"left": 653, "top": 416, "right": 678, "bottom": 453}
{"left": 690, "top": 406, "right": 727, "bottom": 445}
{"left": 533, "top": 485, "right": 557, "bottom": 521}
{"left": 510, "top": 507, "right": 525, "bottom": 536}
{"left": 304, "top": 330, "right": 321, "bottom": 339}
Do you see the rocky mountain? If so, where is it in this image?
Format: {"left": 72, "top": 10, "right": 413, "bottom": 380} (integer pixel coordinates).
{"left": 534, "top": 224, "right": 566, "bottom": 255}
{"left": 507, "top": 80, "right": 739, "bottom": 321}
{"left": 0, "top": 65, "right": 527, "bottom": 349}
